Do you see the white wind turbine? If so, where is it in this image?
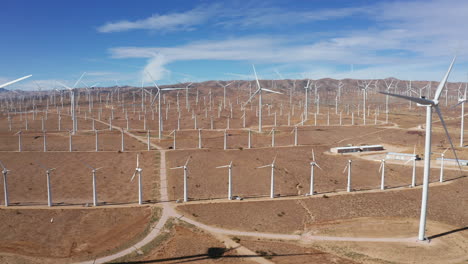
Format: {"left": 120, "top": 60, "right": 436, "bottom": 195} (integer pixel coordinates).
{"left": 146, "top": 72, "right": 185, "bottom": 139}
{"left": 36, "top": 162, "right": 55, "bottom": 207}
{"left": 378, "top": 159, "right": 386, "bottom": 190}
{"left": 304, "top": 80, "right": 311, "bottom": 120}
{"left": 81, "top": 161, "right": 103, "bottom": 206}
{"left": 380, "top": 56, "right": 460, "bottom": 241}
{"left": 130, "top": 154, "right": 143, "bottom": 205}
{"left": 435, "top": 148, "right": 449, "bottom": 183}
{"left": 308, "top": 149, "right": 322, "bottom": 196}
{"left": 343, "top": 160, "right": 352, "bottom": 192}
{"left": 256, "top": 155, "right": 277, "bottom": 199}
{"left": 244, "top": 65, "right": 282, "bottom": 132}
{"left": 57, "top": 72, "right": 86, "bottom": 135}
{"left": 0, "top": 160, "right": 11, "bottom": 206}
{"left": 359, "top": 80, "right": 374, "bottom": 125}
{"left": 170, "top": 158, "right": 190, "bottom": 202}
{"left": 217, "top": 81, "right": 234, "bottom": 109}
{"left": 404, "top": 145, "right": 418, "bottom": 188}
{"left": 454, "top": 84, "right": 467, "bottom": 147}
{"left": 216, "top": 161, "right": 233, "bottom": 200}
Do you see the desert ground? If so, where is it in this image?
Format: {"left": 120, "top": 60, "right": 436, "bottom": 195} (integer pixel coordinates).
{"left": 0, "top": 78, "right": 467, "bottom": 263}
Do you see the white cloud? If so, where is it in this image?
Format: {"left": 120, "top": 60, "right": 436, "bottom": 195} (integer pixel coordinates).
{"left": 103, "top": 0, "right": 468, "bottom": 82}
{"left": 97, "top": 5, "right": 215, "bottom": 33}
{"left": 97, "top": 4, "right": 368, "bottom": 33}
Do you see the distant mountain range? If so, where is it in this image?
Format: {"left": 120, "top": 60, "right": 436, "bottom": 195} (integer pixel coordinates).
{"left": 0, "top": 88, "right": 8, "bottom": 93}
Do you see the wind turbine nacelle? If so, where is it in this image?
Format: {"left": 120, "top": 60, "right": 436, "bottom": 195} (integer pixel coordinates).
{"left": 416, "top": 96, "right": 432, "bottom": 107}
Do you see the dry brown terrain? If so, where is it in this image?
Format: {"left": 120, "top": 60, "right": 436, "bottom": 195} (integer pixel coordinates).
{"left": 0, "top": 151, "right": 160, "bottom": 205}
{"left": 0, "top": 206, "right": 155, "bottom": 264}
{"left": 0, "top": 79, "right": 467, "bottom": 263}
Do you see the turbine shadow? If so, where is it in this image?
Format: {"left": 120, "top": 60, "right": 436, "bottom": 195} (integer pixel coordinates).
{"left": 110, "top": 247, "right": 311, "bottom": 264}
{"left": 427, "top": 226, "right": 468, "bottom": 240}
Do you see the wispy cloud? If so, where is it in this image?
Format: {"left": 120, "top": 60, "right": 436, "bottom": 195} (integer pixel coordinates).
{"left": 97, "top": 5, "right": 216, "bottom": 33}
{"left": 102, "top": 0, "right": 468, "bottom": 82}
{"left": 97, "top": 4, "right": 368, "bottom": 33}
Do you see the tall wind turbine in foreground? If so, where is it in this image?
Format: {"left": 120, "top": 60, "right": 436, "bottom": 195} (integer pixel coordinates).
{"left": 244, "top": 65, "right": 282, "bottom": 132}
{"left": 380, "top": 57, "right": 460, "bottom": 241}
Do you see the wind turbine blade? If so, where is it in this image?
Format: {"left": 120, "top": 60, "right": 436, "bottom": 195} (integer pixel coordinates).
{"left": 435, "top": 105, "right": 462, "bottom": 171}
{"left": 404, "top": 158, "right": 413, "bottom": 165}
{"left": 136, "top": 154, "right": 140, "bottom": 168}
{"left": 272, "top": 155, "right": 277, "bottom": 165}
{"left": 342, "top": 165, "right": 348, "bottom": 174}
{"left": 184, "top": 157, "right": 190, "bottom": 167}
{"left": 0, "top": 160, "right": 6, "bottom": 170}
{"left": 312, "top": 149, "right": 316, "bottom": 162}
{"left": 244, "top": 88, "right": 261, "bottom": 105}
{"left": 56, "top": 81, "right": 72, "bottom": 90}
{"left": 252, "top": 65, "right": 262, "bottom": 90}
{"left": 130, "top": 171, "right": 137, "bottom": 182}
{"left": 170, "top": 166, "right": 184, "bottom": 170}
{"left": 434, "top": 56, "right": 456, "bottom": 102}
{"left": 73, "top": 72, "right": 86, "bottom": 88}
{"left": 256, "top": 164, "right": 270, "bottom": 169}
{"left": 145, "top": 71, "right": 160, "bottom": 90}
{"left": 442, "top": 147, "right": 449, "bottom": 154}
{"left": 0, "top": 75, "right": 32, "bottom": 89}
{"left": 216, "top": 165, "right": 230, "bottom": 168}
{"left": 229, "top": 161, "right": 233, "bottom": 167}
{"left": 161, "top": 88, "right": 186, "bottom": 91}
{"left": 143, "top": 89, "right": 152, "bottom": 95}
{"left": 79, "top": 160, "right": 94, "bottom": 170}
{"left": 379, "top": 162, "right": 383, "bottom": 173}
{"left": 452, "top": 100, "right": 467, "bottom": 108}
{"left": 261, "top": 88, "right": 283, "bottom": 94}
{"left": 379, "top": 92, "right": 433, "bottom": 105}
{"left": 315, "top": 163, "right": 323, "bottom": 170}
{"left": 150, "top": 90, "right": 160, "bottom": 107}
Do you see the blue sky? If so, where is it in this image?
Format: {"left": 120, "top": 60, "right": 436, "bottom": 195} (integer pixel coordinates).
{"left": 1, "top": 0, "right": 468, "bottom": 90}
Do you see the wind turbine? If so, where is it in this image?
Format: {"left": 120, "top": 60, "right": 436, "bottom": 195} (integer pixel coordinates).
{"left": 217, "top": 81, "right": 234, "bottom": 109}
{"left": 81, "top": 161, "right": 103, "bottom": 206}
{"left": 146, "top": 72, "right": 185, "bottom": 139}
{"left": 130, "top": 154, "right": 143, "bottom": 205}
{"left": 308, "top": 149, "right": 322, "bottom": 196}
{"left": 170, "top": 158, "right": 190, "bottom": 202}
{"left": 359, "top": 80, "right": 374, "bottom": 125}
{"left": 256, "top": 155, "right": 277, "bottom": 199}
{"left": 380, "top": 56, "right": 460, "bottom": 241}
{"left": 216, "top": 161, "right": 233, "bottom": 200}
{"left": 37, "top": 162, "right": 55, "bottom": 207}
{"left": 378, "top": 159, "right": 386, "bottom": 190}
{"left": 304, "top": 80, "right": 311, "bottom": 120}
{"left": 436, "top": 148, "right": 449, "bottom": 183}
{"left": 343, "top": 160, "right": 352, "bottom": 192}
{"left": 57, "top": 72, "right": 86, "bottom": 135}
{"left": 404, "top": 145, "right": 418, "bottom": 187}
{"left": 454, "top": 84, "right": 467, "bottom": 147}
{"left": 0, "top": 161, "right": 11, "bottom": 206}
{"left": 244, "top": 65, "right": 282, "bottom": 132}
